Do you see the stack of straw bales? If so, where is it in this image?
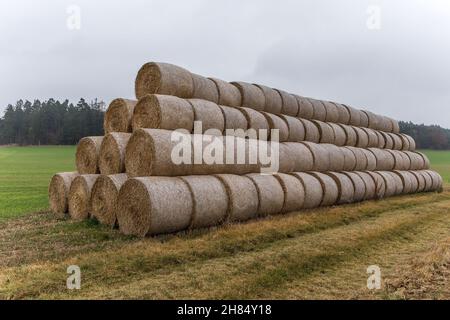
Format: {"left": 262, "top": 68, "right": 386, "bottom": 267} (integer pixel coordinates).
{"left": 49, "top": 62, "right": 444, "bottom": 237}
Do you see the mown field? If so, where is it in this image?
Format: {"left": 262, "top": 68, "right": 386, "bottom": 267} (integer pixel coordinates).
{"left": 0, "top": 146, "right": 448, "bottom": 299}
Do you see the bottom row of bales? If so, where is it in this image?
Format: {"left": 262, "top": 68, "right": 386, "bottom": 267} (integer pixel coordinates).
{"left": 49, "top": 170, "right": 443, "bottom": 237}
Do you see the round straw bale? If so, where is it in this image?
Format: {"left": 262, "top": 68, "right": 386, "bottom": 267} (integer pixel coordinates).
{"left": 99, "top": 132, "right": 131, "bottom": 175}
{"left": 295, "top": 95, "right": 314, "bottom": 119}
{"left": 388, "top": 171, "right": 405, "bottom": 195}
{"left": 380, "top": 132, "right": 394, "bottom": 149}
{"left": 339, "top": 124, "right": 357, "bottom": 146}
{"left": 263, "top": 112, "right": 289, "bottom": 142}
{"left": 219, "top": 105, "right": 248, "bottom": 132}
{"left": 278, "top": 143, "right": 296, "bottom": 173}
{"left": 301, "top": 119, "right": 320, "bottom": 143}
{"left": 362, "top": 110, "right": 379, "bottom": 130}
{"left": 410, "top": 171, "right": 426, "bottom": 193}
{"left": 377, "top": 171, "right": 397, "bottom": 198}
{"left": 424, "top": 170, "right": 443, "bottom": 192}
{"left": 276, "top": 90, "right": 299, "bottom": 116}
{"left": 374, "top": 131, "right": 386, "bottom": 148}
{"left": 361, "top": 128, "right": 379, "bottom": 148}
{"left": 326, "top": 172, "right": 354, "bottom": 204}
{"left": 404, "top": 151, "right": 423, "bottom": 170}
{"left": 341, "top": 147, "right": 357, "bottom": 171}
{"left": 280, "top": 115, "right": 305, "bottom": 142}
{"left": 284, "top": 142, "right": 314, "bottom": 172}
{"left": 393, "top": 171, "right": 413, "bottom": 194}
{"left": 90, "top": 173, "right": 128, "bottom": 227}
{"left": 390, "top": 118, "right": 400, "bottom": 133}
{"left": 309, "top": 98, "right": 327, "bottom": 121}
{"left": 353, "top": 127, "right": 369, "bottom": 148}
{"left": 291, "top": 172, "right": 324, "bottom": 209}
{"left": 214, "top": 174, "right": 259, "bottom": 222}
{"left": 323, "top": 101, "right": 339, "bottom": 123}
{"left": 135, "top": 62, "right": 194, "bottom": 99}
{"left": 420, "top": 170, "right": 433, "bottom": 192}
{"left": 343, "top": 105, "right": 361, "bottom": 127}
{"left": 117, "top": 177, "right": 193, "bottom": 236}
{"left": 48, "top": 172, "right": 79, "bottom": 216}
{"left": 274, "top": 173, "right": 305, "bottom": 213}
{"left": 334, "top": 102, "right": 351, "bottom": 124}
{"left": 378, "top": 116, "right": 393, "bottom": 132}
{"left": 104, "top": 98, "right": 137, "bottom": 133}
{"left": 345, "top": 146, "right": 368, "bottom": 171}
{"left": 76, "top": 136, "right": 104, "bottom": 174}
{"left": 312, "top": 120, "right": 335, "bottom": 144}
{"left": 325, "top": 144, "right": 345, "bottom": 172}
{"left": 362, "top": 149, "right": 377, "bottom": 171}
{"left": 231, "top": 82, "right": 265, "bottom": 111}
{"left": 186, "top": 99, "right": 225, "bottom": 134}
{"left": 368, "top": 148, "right": 395, "bottom": 171}
{"left": 390, "top": 133, "right": 403, "bottom": 150}
{"left": 417, "top": 152, "right": 431, "bottom": 169}
{"left": 355, "top": 171, "right": 376, "bottom": 200}
{"left": 209, "top": 78, "right": 242, "bottom": 107}
{"left": 407, "top": 171, "right": 420, "bottom": 193}
{"left": 254, "top": 84, "right": 282, "bottom": 114}
{"left": 180, "top": 175, "right": 228, "bottom": 228}
{"left": 386, "top": 150, "right": 408, "bottom": 171}
{"left": 302, "top": 142, "right": 330, "bottom": 172}
{"left": 191, "top": 73, "right": 219, "bottom": 103}
{"left": 246, "top": 173, "right": 284, "bottom": 217}
{"left": 328, "top": 123, "right": 346, "bottom": 146}
{"left": 359, "top": 111, "right": 369, "bottom": 128}
{"left": 403, "top": 134, "right": 416, "bottom": 151}
{"left": 342, "top": 172, "right": 366, "bottom": 202}
{"left": 68, "top": 174, "right": 100, "bottom": 220}
{"left": 240, "top": 107, "right": 270, "bottom": 138}
{"left": 398, "top": 134, "right": 410, "bottom": 151}
{"left": 366, "top": 171, "right": 387, "bottom": 199}
{"left": 310, "top": 172, "right": 339, "bottom": 207}
{"left": 132, "top": 94, "right": 194, "bottom": 132}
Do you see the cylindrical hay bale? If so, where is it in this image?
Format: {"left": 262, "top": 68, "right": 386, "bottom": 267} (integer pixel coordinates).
{"left": 310, "top": 172, "right": 339, "bottom": 207}
{"left": 240, "top": 107, "right": 270, "bottom": 138}
{"left": 323, "top": 101, "right": 339, "bottom": 123}
{"left": 328, "top": 123, "right": 346, "bottom": 146}
{"left": 301, "top": 119, "right": 321, "bottom": 143}
{"left": 339, "top": 124, "right": 357, "bottom": 147}
{"left": 389, "top": 133, "right": 403, "bottom": 150}
{"left": 68, "top": 174, "right": 100, "bottom": 220}
{"left": 209, "top": 78, "right": 242, "bottom": 107}
{"left": 377, "top": 171, "right": 397, "bottom": 198}
{"left": 295, "top": 95, "right": 314, "bottom": 119}
{"left": 280, "top": 115, "right": 305, "bottom": 142}
{"left": 334, "top": 102, "right": 350, "bottom": 124}
{"left": 375, "top": 131, "right": 386, "bottom": 149}
{"left": 362, "top": 110, "right": 379, "bottom": 130}
{"left": 231, "top": 82, "right": 265, "bottom": 111}
{"left": 368, "top": 148, "right": 395, "bottom": 171}
{"left": 276, "top": 90, "right": 299, "bottom": 116}
{"left": 393, "top": 171, "right": 413, "bottom": 194}
{"left": 254, "top": 84, "right": 282, "bottom": 114}
{"left": 308, "top": 98, "right": 327, "bottom": 121}
{"left": 404, "top": 151, "right": 428, "bottom": 170}
{"left": 186, "top": 99, "right": 225, "bottom": 134}
{"left": 388, "top": 171, "right": 405, "bottom": 195}
{"left": 219, "top": 105, "right": 248, "bottom": 132}
{"left": 387, "top": 150, "right": 411, "bottom": 171}
{"left": 325, "top": 144, "right": 345, "bottom": 172}
{"left": 263, "top": 112, "right": 289, "bottom": 142}
{"left": 246, "top": 173, "right": 284, "bottom": 217}
{"left": 361, "top": 128, "right": 379, "bottom": 148}
{"left": 99, "top": 133, "right": 131, "bottom": 175}
{"left": 104, "top": 98, "right": 137, "bottom": 133}
{"left": 191, "top": 73, "right": 219, "bottom": 103}
{"left": 391, "top": 118, "right": 400, "bottom": 134}
{"left": 327, "top": 172, "right": 354, "bottom": 204}
{"left": 345, "top": 146, "right": 367, "bottom": 171}
{"left": 291, "top": 172, "right": 324, "bottom": 209}
{"left": 312, "top": 120, "right": 335, "bottom": 144}
{"left": 215, "top": 174, "right": 259, "bottom": 222}
{"left": 180, "top": 175, "right": 228, "bottom": 229}
{"left": 362, "top": 149, "right": 377, "bottom": 171}
{"left": 90, "top": 174, "right": 128, "bottom": 227}
{"left": 341, "top": 147, "right": 357, "bottom": 171}
{"left": 367, "top": 171, "right": 387, "bottom": 199}
{"left": 278, "top": 143, "right": 296, "bottom": 173}
{"left": 135, "top": 62, "right": 194, "bottom": 99}
{"left": 417, "top": 152, "right": 431, "bottom": 169}
{"left": 420, "top": 170, "right": 434, "bottom": 192}
{"left": 406, "top": 171, "right": 420, "bottom": 193}
{"left": 380, "top": 116, "right": 394, "bottom": 132}
{"left": 284, "top": 142, "right": 314, "bottom": 172}
{"left": 343, "top": 105, "right": 361, "bottom": 127}
{"left": 302, "top": 142, "right": 330, "bottom": 172}
{"left": 132, "top": 94, "right": 194, "bottom": 132}
{"left": 49, "top": 172, "right": 79, "bottom": 216}
{"left": 76, "top": 136, "right": 104, "bottom": 174}
{"left": 410, "top": 171, "right": 426, "bottom": 193}
{"left": 402, "top": 134, "right": 416, "bottom": 151}
{"left": 424, "top": 170, "right": 443, "bottom": 192}
{"left": 380, "top": 132, "right": 394, "bottom": 149}
{"left": 274, "top": 173, "right": 305, "bottom": 213}
{"left": 355, "top": 172, "right": 376, "bottom": 200}
{"left": 353, "top": 127, "right": 369, "bottom": 148}
{"left": 359, "top": 111, "right": 369, "bottom": 128}
{"left": 343, "top": 172, "right": 366, "bottom": 203}
{"left": 117, "top": 177, "right": 193, "bottom": 237}
{"left": 398, "top": 134, "right": 410, "bottom": 151}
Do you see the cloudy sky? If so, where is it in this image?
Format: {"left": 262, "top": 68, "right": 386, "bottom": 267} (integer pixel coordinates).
{"left": 1, "top": 0, "right": 449, "bottom": 127}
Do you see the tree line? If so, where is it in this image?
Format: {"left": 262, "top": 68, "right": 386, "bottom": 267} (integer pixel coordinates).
{"left": 0, "top": 99, "right": 105, "bottom": 145}
{"left": 399, "top": 121, "right": 450, "bottom": 150}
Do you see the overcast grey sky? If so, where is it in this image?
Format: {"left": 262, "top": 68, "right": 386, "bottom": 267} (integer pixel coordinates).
{"left": 1, "top": 0, "right": 449, "bottom": 127}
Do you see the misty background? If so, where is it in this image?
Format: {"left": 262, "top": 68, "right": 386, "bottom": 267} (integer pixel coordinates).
{"left": 1, "top": 0, "right": 449, "bottom": 127}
